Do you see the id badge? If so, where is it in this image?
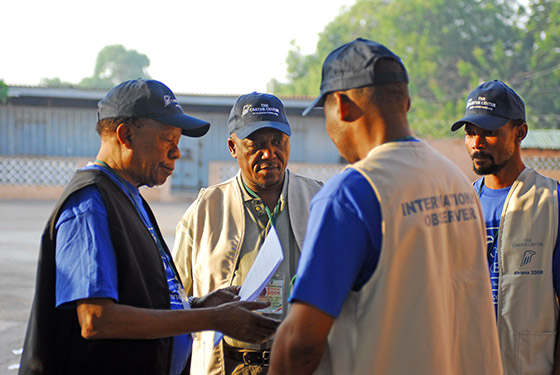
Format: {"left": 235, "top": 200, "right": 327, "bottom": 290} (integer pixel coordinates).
{"left": 256, "top": 274, "right": 284, "bottom": 315}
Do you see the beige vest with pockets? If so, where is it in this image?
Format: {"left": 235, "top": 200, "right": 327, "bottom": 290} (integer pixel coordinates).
{"left": 314, "top": 141, "right": 502, "bottom": 375}
{"left": 496, "top": 168, "right": 558, "bottom": 375}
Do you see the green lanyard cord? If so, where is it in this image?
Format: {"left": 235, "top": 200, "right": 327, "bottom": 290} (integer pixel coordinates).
{"left": 242, "top": 180, "right": 282, "bottom": 227}
{"left": 477, "top": 178, "right": 484, "bottom": 197}
{"left": 478, "top": 178, "right": 499, "bottom": 257}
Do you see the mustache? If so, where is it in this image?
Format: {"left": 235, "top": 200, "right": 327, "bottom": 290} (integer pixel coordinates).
{"left": 471, "top": 151, "right": 494, "bottom": 161}
{"left": 258, "top": 163, "right": 279, "bottom": 169}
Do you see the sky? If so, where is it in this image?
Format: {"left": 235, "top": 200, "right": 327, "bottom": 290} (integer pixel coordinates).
{"left": 2, "top": 0, "right": 355, "bottom": 95}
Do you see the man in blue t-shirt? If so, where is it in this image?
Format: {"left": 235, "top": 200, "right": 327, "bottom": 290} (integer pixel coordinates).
{"left": 20, "top": 79, "right": 279, "bottom": 375}
{"left": 270, "top": 39, "right": 501, "bottom": 375}
{"left": 452, "top": 80, "right": 560, "bottom": 374}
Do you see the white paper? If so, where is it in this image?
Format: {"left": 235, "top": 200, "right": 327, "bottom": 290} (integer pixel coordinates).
{"left": 214, "top": 226, "right": 284, "bottom": 346}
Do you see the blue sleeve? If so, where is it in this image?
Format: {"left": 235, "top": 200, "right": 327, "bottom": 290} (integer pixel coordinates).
{"left": 55, "top": 185, "right": 118, "bottom": 308}
{"left": 289, "top": 169, "right": 382, "bottom": 318}
{"left": 553, "top": 184, "right": 560, "bottom": 298}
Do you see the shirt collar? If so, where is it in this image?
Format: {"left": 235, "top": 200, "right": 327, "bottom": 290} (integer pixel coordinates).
{"left": 236, "top": 170, "right": 289, "bottom": 204}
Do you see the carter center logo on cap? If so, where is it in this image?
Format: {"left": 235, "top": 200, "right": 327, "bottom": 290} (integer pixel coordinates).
{"left": 242, "top": 104, "right": 252, "bottom": 117}
{"left": 467, "top": 96, "right": 497, "bottom": 112}
{"left": 242, "top": 103, "right": 280, "bottom": 118}
{"left": 163, "top": 95, "right": 179, "bottom": 108}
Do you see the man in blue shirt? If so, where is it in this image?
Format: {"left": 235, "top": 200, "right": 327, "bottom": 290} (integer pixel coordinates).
{"left": 20, "top": 79, "right": 279, "bottom": 375}
{"left": 452, "top": 80, "right": 560, "bottom": 374}
{"left": 270, "top": 39, "right": 500, "bottom": 375}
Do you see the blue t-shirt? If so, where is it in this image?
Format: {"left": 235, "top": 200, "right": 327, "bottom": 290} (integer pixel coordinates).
{"left": 474, "top": 178, "right": 560, "bottom": 316}
{"left": 55, "top": 185, "right": 119, "bottom": 307}
{"left": 289, "top": 168, "right": 382, "bottom": 318}
{"left": 55, "top": 164, "right": 191, "bottom": 375}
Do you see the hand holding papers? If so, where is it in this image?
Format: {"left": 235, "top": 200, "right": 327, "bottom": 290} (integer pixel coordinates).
{"left": 214, "top": 226, "right": 284, "bottom": 346}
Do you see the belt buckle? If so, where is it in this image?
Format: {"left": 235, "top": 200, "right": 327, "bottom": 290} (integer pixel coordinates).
{"left": 241, "top": 350, "right": 253, "bottom": 366}
{"left": 241, "top": 349, "right": 270, "bottom": 366}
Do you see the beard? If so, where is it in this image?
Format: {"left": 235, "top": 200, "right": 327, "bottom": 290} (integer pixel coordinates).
{"left": 471, "top": 151, "right": 509, "bottom": 176}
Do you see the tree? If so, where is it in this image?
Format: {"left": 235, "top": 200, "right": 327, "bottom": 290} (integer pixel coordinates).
{"left": 41, "top": 45, "right": 152, "bottom": 90}
{"left": 0, "top": 79, "right": 8, "bottom": 104}
{"left": 271, "top": 0, "right": 558, "bottom": 137}
{"left": 40, "top": 77, "right": 75, "bottom": 88}
{"left": 79, "top": 45, "right": 151, "bottom": 89}
{"left": 511, "top": 0, "right": 560, "bottom": 129}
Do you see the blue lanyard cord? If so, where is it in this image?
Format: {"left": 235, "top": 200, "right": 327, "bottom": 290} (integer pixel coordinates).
{"left": 242, "top": 180, "right": 282, "bottom": 227}
{"left": 95, "top": 159, "right": 138, "bottom": 203}
{"left": 94, "top": 159, "right": 183, "bottom": 283}
{"left": 391, "top": 135, "right": 417, "bottom": 143}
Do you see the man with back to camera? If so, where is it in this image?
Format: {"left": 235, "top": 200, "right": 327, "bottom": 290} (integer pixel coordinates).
{"left": 172, "top": 92, "right": 323, "bottom": 374}
{"left": 451, "top": 79, "right": 560, "bottom": 375}
{"left": 19, "top": 79, "right": 279, "bottom": 375}
{"left": 269, "top": 38, "right": 502, "bottom": 375}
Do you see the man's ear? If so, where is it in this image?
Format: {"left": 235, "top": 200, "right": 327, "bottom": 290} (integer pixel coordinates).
{"left": 228, "top": 137, "right": 238, "bottom": 159}
{"left": 332, "top": 92, "right": 351, "bottom": 121}
{"left": 334, "top": 91, "right": 362, "bottom": 122}
{"left": 517, "top": 123, "right": 528, "bottom": 143}
{"left": 115, "top": 123, "right": 134, "bottom": 148}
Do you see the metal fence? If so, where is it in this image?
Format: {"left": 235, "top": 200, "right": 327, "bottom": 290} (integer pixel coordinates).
{"left": 0, "top": 157, "right": 346, "bottom": 191}
{"left": 0, "top": 156, "right": 82, "bottom": 186}
{"left": 523, "top": 156, "right": 560, "bottom": 171}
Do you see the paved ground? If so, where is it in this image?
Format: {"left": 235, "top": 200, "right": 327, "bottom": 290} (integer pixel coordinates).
{"left": 0, "top": 198, "right": 191, "bottom": 373}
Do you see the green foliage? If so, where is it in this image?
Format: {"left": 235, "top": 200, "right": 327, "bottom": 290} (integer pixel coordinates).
{"left": 40, "top": 77, "right": 75, "bottom": 88}
{"left": 41, "top": 45, "right": 151, "bottom": 90}
{"left": 511, "top": 0, "right": 560, "bottom": 129}
{"left": 0, "top": 79, "right": 8, "bottom": 104}
{"left": 79, "top": 45, "right": 151, "bottom": 89}
{"left": 271, "top": 0, "right": 559, "bottom": 137}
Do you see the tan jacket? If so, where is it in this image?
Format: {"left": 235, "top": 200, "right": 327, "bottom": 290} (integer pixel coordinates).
{"left": 496, "top": 168, "right": 559, "bottom": 375}
{"left": 315, "top": 141, "right": 502, "bottom": 375}
{"left": 172, "top": 169, "right": 322, "bottom": 375}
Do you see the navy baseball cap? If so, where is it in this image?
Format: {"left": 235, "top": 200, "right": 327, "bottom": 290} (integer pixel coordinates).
{"left": 451, "top": 80, "right": 526, "bottom": 131}
{"left": 97, "top": 79, "right": 210, "bottom": 137}
{"left": 228, "top": 92, "right": 291, "bottom": 139}
{"left": 303, "top": 38, "right": 408, "bottom": 116}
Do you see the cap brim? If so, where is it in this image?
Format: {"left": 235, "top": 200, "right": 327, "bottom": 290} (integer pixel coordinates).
{"left": 302, "top": 94, "right": 326, "bottom": 116}
{"left": 451, "top": 114, "right": 510, "bottom": 132}
{"left": 233, "top": 121, "right": 291, "bottom": 139}
{"left": 154, "top": 113, "right": 210, "bottom": 137}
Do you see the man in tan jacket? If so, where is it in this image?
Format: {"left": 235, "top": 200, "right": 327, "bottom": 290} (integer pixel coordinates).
{"left": 173, "top": 92, "right": 322, "bottom": 375}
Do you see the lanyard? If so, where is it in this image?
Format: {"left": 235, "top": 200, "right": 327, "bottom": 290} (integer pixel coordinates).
{"left": 242, "top": 180, "right": 282, "bottom": 227}
{"left": 478, "top": 179, "right": 499, "bottom": 257}
{"left": 392, "top": 135, "right": 417, "bottom": 143}
{"left": 95, "top": 159, "right": 141, "bottom": 209}
{"left": 94, "top": 159, "right": 182, "bottom": 283}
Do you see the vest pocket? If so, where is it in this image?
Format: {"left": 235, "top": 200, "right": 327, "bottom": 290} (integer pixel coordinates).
{"left": 518, "top": 330, "right": 556, "bottom": 374}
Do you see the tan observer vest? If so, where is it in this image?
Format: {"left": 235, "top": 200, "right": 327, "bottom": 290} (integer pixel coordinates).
{"left": 172, "top": 170, "right": 322, "bottom": 375}
{"left": 314, "top": 141, "right": 502, "bottom": 375}
{"left": 496, "top": 168, "right": 558, "bottom": 375}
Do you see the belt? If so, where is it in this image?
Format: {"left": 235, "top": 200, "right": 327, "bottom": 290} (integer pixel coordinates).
{"left": 223, "top": 344, "right": 270, "bottom": 366}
